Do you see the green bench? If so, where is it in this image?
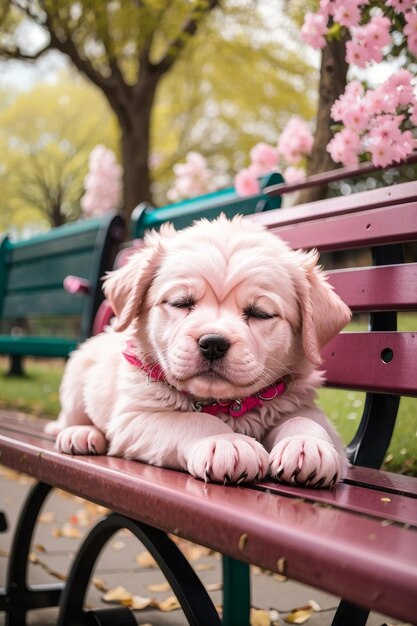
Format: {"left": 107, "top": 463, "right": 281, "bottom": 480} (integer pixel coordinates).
{"left": 130, "top": 172, "right": 283, "bottom": 238}
{"left": 0, "top": 214, "right": 125, "bottom": 376}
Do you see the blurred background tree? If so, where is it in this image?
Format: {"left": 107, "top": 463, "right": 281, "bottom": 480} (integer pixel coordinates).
{"left": 0, "top": 0, "right": 317, "bottom": 222}
{"left": 0, "top": 79, "right": 117, "bottom": 231}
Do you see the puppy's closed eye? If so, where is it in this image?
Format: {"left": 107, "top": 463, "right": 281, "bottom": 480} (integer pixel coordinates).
{"left": 168, "top": 297, "right": 196, "bottom": 310}
{"left": 243, "top": 305, "right": 277, "bottom": 321}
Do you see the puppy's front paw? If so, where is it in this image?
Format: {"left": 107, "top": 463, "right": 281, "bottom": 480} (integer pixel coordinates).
{"left": 56, "top": 426, "right": 107, "bottom": 456}
{"left": 269, "top": 436, "right": 341, "bottom": 488}
{"left": 187, "top": 434, "right": 269, "bottom": 484}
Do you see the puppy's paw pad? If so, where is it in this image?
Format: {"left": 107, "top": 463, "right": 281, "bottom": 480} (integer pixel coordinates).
{"left": 57, "top": 426, "right": 107, "bottom": 456}
{"left": 187, "top": 434, "right": 269, "bottom": 484}
{"left": 269, "top": 436, "right": 341, "bottom": 488}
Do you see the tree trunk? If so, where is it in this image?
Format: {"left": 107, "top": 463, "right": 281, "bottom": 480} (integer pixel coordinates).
{"left": 50, "top": 200, "right": 66, "bottom": 227}
{"left": 115, "top": 71, "right": 161, "bottom": 219}
{"left": 298, "top": 36, "right": 349, "bottom": 204}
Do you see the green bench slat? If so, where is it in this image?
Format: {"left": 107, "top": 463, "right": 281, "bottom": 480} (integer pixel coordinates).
{"left": 131, "top": 173, "right": 284, "bottom": 238}
{"left": 8, "top": 218, "right": 106, "bottom": 264}
{"left": 2, "top": 289, "right": 86, "bottom": 318}
{"left": 0, "top": 336, "right": 78, "bottom": 357}
{"left": 6, "top": 250, "right": 93, "bottom": 293}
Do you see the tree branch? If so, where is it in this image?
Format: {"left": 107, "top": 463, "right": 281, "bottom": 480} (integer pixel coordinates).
{"left": 155, "top": 0, "right": 219, "bottom": 75}
{"left": 0, "top": 42, "right": 51, "bottom": 60}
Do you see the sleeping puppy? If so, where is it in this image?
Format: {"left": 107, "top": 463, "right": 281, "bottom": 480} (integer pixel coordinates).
{"left": 46, "top": 215, "right": 351, "bottom": 487}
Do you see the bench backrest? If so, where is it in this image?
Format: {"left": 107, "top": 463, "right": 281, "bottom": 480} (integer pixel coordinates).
{"left": 0, "top": 213, "right": 124, "bottom": 342}
{"left": 247, "top": 179, "right": 417, "bottom": 468}
{"left": 130, "top": 172, "right": 283, "bottom": 239}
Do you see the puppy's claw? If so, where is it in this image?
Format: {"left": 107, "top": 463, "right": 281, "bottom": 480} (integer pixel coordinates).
{"left": 89, "top": 443, "right": 97, "bottom": 455}
{"left": 273, "top": 466, "right": 284, "bottom": 481}
{"left": 307, "top": 470, "right": 317, "bottom": 483}
{"left": 204, "top": 470, "right": 212, "bottom": 483}
{"left": 330, "top": 473, "right": 339, "bottom": 488}
{"left": 223, "top": 473, "right": 231, "bottom": 485}
{"left": 237, "top": 471, "right": 248, "bottom": 485}
{"left": 70, "top": 443, "right": 75, "bottom": 455}
{"left": 314, "top": 477, "right": 326, "bottom": 489}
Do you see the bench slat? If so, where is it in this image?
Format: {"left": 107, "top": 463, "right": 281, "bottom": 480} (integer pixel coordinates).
{"left": 2, "top": 289, "right": 86, "bottom": 318}
{"left": 6, "top": 251, "right": 93, "bottom": 292}
{"left": 323, "top": 332, "right": 417, "bottom": 395}
{"left": 266, "top": 202, "right": 417, "bottom": 251}
{"left": 257, "top": 481, "right": 417, "bottom": 527}
{"left": 0, "top": 336, "right": 77, "bottom": 357}
{"left": 8, "top": 229, "right": 102, "bottom": 264}
{"left": 328, "top": 263, "right": 417, "bottom": 310}
{"left": 0, "top": 417, "right": 416, "bottom": 623}
{"left": 254, "top": 181, "right": 417, "bottom": 228}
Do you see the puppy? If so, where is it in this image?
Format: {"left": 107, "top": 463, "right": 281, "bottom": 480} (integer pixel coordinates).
{"left": 46, "top": 215, "right": 351, "bottom": 487}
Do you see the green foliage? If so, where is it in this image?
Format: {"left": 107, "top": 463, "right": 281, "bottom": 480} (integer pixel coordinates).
{"left": 152, "top": 3, "right": 318, "bottom": 200}
{"left": 0, "top": 78, "right": 118, "bottom": 231}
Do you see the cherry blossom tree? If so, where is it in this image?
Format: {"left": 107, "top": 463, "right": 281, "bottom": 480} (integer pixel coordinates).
{"left": 80, "top": 146, "right": 123, "bottom": 217}
{"left": 300, "top": 0, "right": 417, "bottom": 192}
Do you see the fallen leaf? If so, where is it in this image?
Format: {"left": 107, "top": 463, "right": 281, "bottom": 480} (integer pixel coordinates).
{"left": 181, "top": 544, "right": 211, "bottom": 561}
{"left": 155, "top": 596, "right": 181, "bottom": 611}
{"left": 38, "top": 511, "right": 55, "bottom": 524}
{"left": 272, "top": 573, "right": 287, "bottom": 582}
{"left": 194, "top": 562, "right": 214, "bottom": 572}
{"left": 34, "top": 544, "right": 46, "bottom": 553}
{"left": 269, "top": 609, "right": 280, "bottom": 622}
{"left": 103, "top": 586, "right": 133, "bottom": 604}
{"left": 131, "top": 595, "right": 153, "bottom": 610}
{"left": 147, "top": 582, "right": 171, "bottom": 593}
{"left": 110, "top": 540, "right": 126, "bottom": 551}
{"left": 92, "top": 577, "right": 108, "bottom": 592}
{"left": 52, "top": 524, "right": 83, "bottom": 539}
{"left": 380, "top": 497, "right": 391, "bottom": 503}
{"left": 308, "top": 600, "right": 321, "bottom": 611}
{"left": 136, "top": 551, "right": 157, "bottom": 568}
{"left": 206, "top": 582, "right": 222, "bottom": 592}
{"left": 238, "top": 533, "right": 248, "bottom": 550}
{"left": 284, "top": 608, "right": 313, "bottom": 624}
{"left": 277, "top": 557, "right": 287, "bottom": 575}
{"left": 250, "top": 608, "right": 271, "bottom": 626}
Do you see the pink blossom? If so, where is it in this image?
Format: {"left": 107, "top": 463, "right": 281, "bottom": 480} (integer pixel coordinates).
{"left": 331, "top": 80, "right": 365, "bottom": 123}
{"left": 283, "top": 166, "right": 306, "bottom": 184}
{"left": 300, "top": 13, "right": 328, "bottom": 49}
{"left": 333, "top": 0, "right": 361, "bottom": 28}
{"left": 346, "top": 40, "right": 374, "bottom": 68}
{"left": 347, "top": 16, "right": 391, "bottom": 67}
{"left": 380, "top": 70, "right": 415, "bottom": 108}
{"left": 277, "top": 116, "right": 314, "bottom": 165}
{"left": 342, "top": 103, "right": 370, "bottom": 132}
{"left": 167, "top": 152, "right": 219, "bottom": 201}
{"left": 249, "top": 143, "right": 279, "bottom": 175}
{"left": 81, "top": 145, "right": 123, "bottom": 217}
{"left": 404, "top": 10, "right": 417, "bottom": 56}
{"left": 386, "top": 0, "right": 416, "bottom": 13}
{"left": 234, "top": 168, "right": 261, "bottom": 197}
{"left": 327, "top": 128, "right": 361, "bottom": 166}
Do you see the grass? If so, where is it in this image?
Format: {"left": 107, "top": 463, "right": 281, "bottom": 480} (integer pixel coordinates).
{"left": 1, "top": 351, "right": 416, "bottom": 476}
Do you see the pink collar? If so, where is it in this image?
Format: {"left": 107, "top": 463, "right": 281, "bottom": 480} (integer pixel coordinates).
{"left": 122, "top": 344, "right": 290, "bottom": 418}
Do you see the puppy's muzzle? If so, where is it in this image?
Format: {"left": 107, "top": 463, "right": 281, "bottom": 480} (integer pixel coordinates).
{"left": 198, "top": 334, "right": 230, "bottom": 362}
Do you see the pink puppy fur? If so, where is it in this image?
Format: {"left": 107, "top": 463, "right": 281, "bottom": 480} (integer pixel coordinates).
{"left": 46, "top": 216, "right": 351, "bottom": 486}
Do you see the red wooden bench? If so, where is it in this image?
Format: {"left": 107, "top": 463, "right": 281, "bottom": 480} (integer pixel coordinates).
{"left": 1, "top": 172, "right": 417, "bottom": 626}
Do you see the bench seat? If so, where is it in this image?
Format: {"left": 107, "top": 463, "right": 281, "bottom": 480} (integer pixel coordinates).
{"left": 0, "top": 336, "right": 77, "bottom": 358}
{"left": 0, "top": 411, "right": 416, "bottom": 623}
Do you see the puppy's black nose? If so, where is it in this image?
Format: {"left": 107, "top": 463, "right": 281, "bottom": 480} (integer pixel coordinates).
{"left": 198, "top": 334, "right": 230, "bottom": 361}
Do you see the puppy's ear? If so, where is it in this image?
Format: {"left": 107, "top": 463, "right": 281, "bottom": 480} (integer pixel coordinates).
{"left": 296, "top": 250, "right": 351, "bottom": 366}
{"left": 103, "top": 225, "right": 175, "bottom": 331}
